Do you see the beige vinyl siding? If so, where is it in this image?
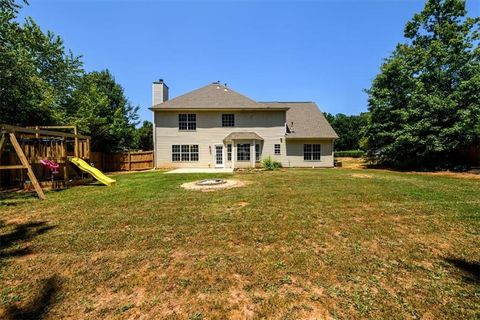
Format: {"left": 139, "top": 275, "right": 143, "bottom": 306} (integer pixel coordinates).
{"left": 283, "top": 139, "right": 334, "bottom": 167}
{"left": 154, "top": 110, "right": 287, "bottom": 168}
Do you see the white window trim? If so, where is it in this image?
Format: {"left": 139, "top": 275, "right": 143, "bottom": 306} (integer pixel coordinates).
{"left": 178, "top": 113, "right": 197, "bottom": 131}
{"left": 227, "top": 144, "right": 232, "bottom": 161}
{"left": 274, "top": 144, "right": 281, "bottom": 155}
{"left": 237, "top": 143, "right": 251, "bottom": 161}
{"left": 303, "top": 143, "right": 321, "bottom": 161}
{"left": 172, "top": 144, "right": 199, "bottom": 162}
{"left": 222, "top": 114, "right": 235, "bottom": 127}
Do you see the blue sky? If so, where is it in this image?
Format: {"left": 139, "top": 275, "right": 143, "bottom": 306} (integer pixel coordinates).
{"left": 20, "top": 0, "right": 479, "bottom": 123}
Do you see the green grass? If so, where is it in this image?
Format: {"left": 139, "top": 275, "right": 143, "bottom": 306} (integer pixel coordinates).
{"left": 1, "top": 168, "right": 479, "bottom": 319}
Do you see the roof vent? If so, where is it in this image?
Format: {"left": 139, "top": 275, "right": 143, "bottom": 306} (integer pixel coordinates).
{"left": 224, "top": 83, "right": 228, "bottom": 92}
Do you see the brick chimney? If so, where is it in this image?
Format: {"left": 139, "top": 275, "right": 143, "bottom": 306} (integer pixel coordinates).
{"left": 152, "top": 79, "right": 169, "bottom": 105}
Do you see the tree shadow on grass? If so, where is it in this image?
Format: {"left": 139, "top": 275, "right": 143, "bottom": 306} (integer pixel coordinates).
{"left": 444, "top": 257, "right": 479, "bottom": 284}
{"left": 0, "top": 191, "right": 39, "bottom": 207}
{"left": 0, "top": 221, "right": 60, "bottom": 319}
{"left": 0, "top": 220, "right": 55, "bottom": 260}
{"left": 3, "top": 275, "right": 63, "bottom": 320}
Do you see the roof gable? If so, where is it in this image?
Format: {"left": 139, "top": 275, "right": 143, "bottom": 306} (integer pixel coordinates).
{"left": 260, "top": 102, "right": 338, "bottom": 139}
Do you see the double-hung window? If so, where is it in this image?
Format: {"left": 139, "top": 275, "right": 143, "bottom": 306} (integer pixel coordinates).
{"left": 222, "top": 114, "right": 235, "bottom": 127}
{"left": 172, "top": 145, "right": 199, "bottom": 162}
{"left": 255, "top": 144, "right": 261, "bottom": 162}
{"left": 304, "top": 144, "right": 321, "bottom": 161}
{"left": 274, "top": 144, "right": 281, "bottom": 155}
{"left": 179, "top": 114, "right": 196, "bottom": 131}
{"left": 172, "top": 145, "right": 181, "bottom": 162}
{"left": 190, "top": 145, "right": 199, "bottom": 161}
{"left": 181, "top": 145, "right": 190, "bottom": 161}
{"left": 237, "top": 144, "right": 250, "bottom": 161}
{"left": 227, "top": 144, "right": 232, "bottom": 161}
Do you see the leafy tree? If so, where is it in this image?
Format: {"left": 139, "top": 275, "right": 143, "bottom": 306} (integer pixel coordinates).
{"left": 1, "top": 1, "right": 140, "bottom": 154}
{"left": 67, "top": 70, "right": 139, "bottom": 152}
{"left": 325, "top": 112, "right": 369, "bottom": 151}
{"left": 0, "top": 0, "right": 83, "bottom": 125}
{"left": 323, "top": 112, "right": 335, "bottom": 126}
{"left": 364, "top": 0, "right": 480, "bottom": 168}
{"left": 135, "top": 121, "right": 153, "bottom": 151}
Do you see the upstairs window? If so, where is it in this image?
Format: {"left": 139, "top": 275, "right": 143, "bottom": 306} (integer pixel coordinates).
{"left": 274, "top": 144, "right": 281, "bottom": 155}
{"left": 179, "top": 114, "right": 196, "bottom": 131}
{"left": 304, "top": 144, "right": 321, "bottom": 161}
{"left": 222, "top": 114, "right": 235, "bottom": 127}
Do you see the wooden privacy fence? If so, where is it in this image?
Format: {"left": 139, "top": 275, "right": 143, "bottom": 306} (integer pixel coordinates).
{"left": 91, "top": 151, "right": 153, "bottom": 172}
{"left": 462, "top": 144, "right": 480, "bottom": 167}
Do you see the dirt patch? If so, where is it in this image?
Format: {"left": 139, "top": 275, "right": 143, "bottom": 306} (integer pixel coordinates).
{"left": 410, "top": 171, "right": 480, "bottom": 180}
{"left": 338, "top": 157, "right": 480, "bottom": 180}
{"left": 235, "top": 201, "right": 250, "bottom": 208}
{"left": 228, "top": 288, "right": 255, "bottom": 319}
{"left": 337, "top": 157, "right": 367, "bottom": 169}
{"left": 351, "top": 174, "right": 372, "bottom": 179}
{"left": 181, "top": 179, "right": 248, "bottom": 192}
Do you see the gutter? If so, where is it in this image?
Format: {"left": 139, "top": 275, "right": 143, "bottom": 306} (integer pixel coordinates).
{"left": 148, "top": 107, "right": 290, "bottom": 111}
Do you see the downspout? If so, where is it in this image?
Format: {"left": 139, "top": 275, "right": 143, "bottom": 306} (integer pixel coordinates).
{"left": 252, "top": 139, "right": 255, "bottom": 168}
{"left": 232, "top": 142, "right": 235, "bottom": 169}
{"left": 332, "top": 139, "right": 335, "bottom": 167}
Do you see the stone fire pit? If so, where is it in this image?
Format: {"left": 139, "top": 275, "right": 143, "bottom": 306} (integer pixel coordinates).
{"left": 181, "top": 179, "right": 246, "bottom": 192}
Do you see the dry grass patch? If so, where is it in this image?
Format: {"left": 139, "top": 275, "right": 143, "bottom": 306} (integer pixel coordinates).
{"left": 351, "top": 173, "right": 372, "bottom": 179}
{"left": 0, "top": 169, "right": 479, "bottom": 319}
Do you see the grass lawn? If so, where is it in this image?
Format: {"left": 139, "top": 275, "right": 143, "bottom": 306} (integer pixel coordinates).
{"left": 0, "top": 167, "right": 479, "bottom": 319}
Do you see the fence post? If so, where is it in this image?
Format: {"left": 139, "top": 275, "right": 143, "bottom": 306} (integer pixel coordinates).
{"left": 128, "top": 151, "right": 131, "bottom": 171}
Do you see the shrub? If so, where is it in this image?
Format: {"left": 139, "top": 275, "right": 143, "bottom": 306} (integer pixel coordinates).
{"left": 262, "top": 156, "right": 282, "bottom": 170}
{"left": 334, "top": 150, "right": 365, "bottom": 158}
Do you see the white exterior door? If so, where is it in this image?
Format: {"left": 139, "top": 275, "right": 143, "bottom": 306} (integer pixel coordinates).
{"left": 214, "top": 145, "right": 224, "bottom": 168}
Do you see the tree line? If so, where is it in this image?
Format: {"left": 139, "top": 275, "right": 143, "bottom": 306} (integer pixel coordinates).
{"left": 0, "top": 0, "right": 153, "bottom": 152}
{"left": 323, "top": 112, "right": 369, "bottom": 151}
{"left": 328, "top": 0, "right": 479, "bottom": 169}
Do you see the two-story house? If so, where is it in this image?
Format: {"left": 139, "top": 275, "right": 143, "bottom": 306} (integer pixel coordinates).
{"left": 150, "top": 80, "right": 338, "bottom": 169}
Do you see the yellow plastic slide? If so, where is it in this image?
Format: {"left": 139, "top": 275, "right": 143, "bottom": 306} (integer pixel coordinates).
{"left": 70, "top": 157, "right": 116, "bottom": 186}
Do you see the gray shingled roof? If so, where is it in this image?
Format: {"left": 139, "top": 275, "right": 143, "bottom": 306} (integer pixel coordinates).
{"left": 223, "top": 132, "right": 263, "bottom": 142}
{"left": 260, "top": 102, "right": 339, "bottom": 139}
{"left": 151, "top": 83, "right": 287, "bottom": 110}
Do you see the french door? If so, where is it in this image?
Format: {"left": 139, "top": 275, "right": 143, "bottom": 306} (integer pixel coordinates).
{"left": 214, "top": 145, "right": 224, "bottom": 168}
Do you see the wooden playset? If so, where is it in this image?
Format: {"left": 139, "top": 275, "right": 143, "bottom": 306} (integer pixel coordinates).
{"left": 0, "top": 124, "right": 114, "bottom": 200}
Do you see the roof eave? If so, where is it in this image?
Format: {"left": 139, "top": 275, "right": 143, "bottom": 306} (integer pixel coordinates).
{"left": 150, "top": 106, "right": 289, "bottom": 111}
{"left": 285, "top": 135, "right": 339, "bottom": 140}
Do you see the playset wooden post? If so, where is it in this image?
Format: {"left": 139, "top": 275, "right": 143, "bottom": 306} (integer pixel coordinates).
{"left": 8, "top": 133, "right": 46, "bottom": 200}
{"left": 0, "top": 133, "right": 6, "bottom": 159}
